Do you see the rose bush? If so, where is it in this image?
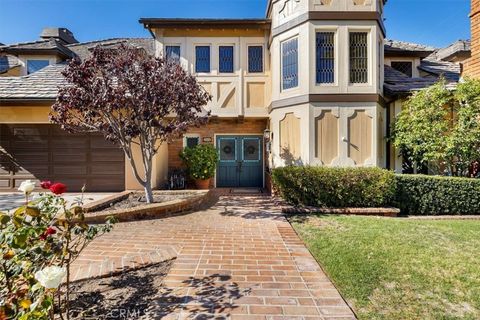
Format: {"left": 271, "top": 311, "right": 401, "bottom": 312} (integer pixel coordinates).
{"left": 0, "top": 181, "right": 116, "bottom": 320}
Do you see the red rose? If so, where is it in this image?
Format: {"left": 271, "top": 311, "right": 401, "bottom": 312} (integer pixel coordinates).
{"left": 40, "top": 227, "right": 56, "bottom": 240}
{"left": 40, "top": 181, "right": 52, "bottom": 190}
{"left": 49, "top": 183, "right": 67, "bottom": 195}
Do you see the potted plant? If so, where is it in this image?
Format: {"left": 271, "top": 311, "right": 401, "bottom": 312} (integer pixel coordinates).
{"left": 180, "top": 144, "right": 219, "bottom": 189}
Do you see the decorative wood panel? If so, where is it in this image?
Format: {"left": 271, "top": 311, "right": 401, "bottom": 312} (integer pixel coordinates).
{"left": 218, "top": 82, "right": 236, "bottom": 109}
{"left": 247, "top": 82, "right": 265, "bottom": 108}
{"left": 347, "top": 110, "right": 372, "bottom": 165}
{"left": 315, "top": 111, "right": 338, "bottom": 165}
{"left": 279, "top": 113, "right": 301, "bottom": 162}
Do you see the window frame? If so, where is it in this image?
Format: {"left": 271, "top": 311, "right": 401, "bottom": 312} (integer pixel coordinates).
{"left": 348, "top": 30, "right": 370, "bottom": 85}
{"left": 218, "top": 45, "right": 235, "bottom": 74}
{"left": 280, "top": 36, "right": 299, "bottom": 91}
{"left": 183, "top": 134, "right": 201, "bottom": 149}
{"left": 391, "top": 61, "right": 414, "bottom": 78}
{"left": 247, "top": 45, "right": 264, "bottom": 74}
{"left": 26, "top": 59, "right": 50, "bottom": 75}
{"left": 195, "top": 45, "right": 211, "bottom": 74}
{"left": 315, "top": 31, "right": 336, "bottom": 85}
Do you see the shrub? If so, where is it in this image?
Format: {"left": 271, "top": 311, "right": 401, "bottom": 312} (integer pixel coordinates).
{"left": 272, "top": 166, "right": 396, "bottom": 208}
{"left": 180, "top": 144, "right": 219, "bottom": 180}
{"left": 394, "top": 174, "right": 480, "bottom": 215}
{"left": 0, "top": 181, "right": 115, "bottom": 319}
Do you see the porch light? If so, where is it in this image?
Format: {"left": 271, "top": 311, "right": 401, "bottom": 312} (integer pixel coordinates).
{"left": 263, "top": 129, "right": 271, "bottom": 141}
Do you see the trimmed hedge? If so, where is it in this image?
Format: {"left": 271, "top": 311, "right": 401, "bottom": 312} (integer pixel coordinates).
{"left": 272, "top": 166, "right": 480, "bottom": 215}
{"left": 395, "top": 174, "right": 480, "bottom": 215}
{"left": 271, "top": 166, "right": 396, "bottom": 208}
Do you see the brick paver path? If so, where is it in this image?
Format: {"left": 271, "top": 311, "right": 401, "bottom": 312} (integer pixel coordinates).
{"left": 73, "top": 195, "right": 356, "bottom": 319}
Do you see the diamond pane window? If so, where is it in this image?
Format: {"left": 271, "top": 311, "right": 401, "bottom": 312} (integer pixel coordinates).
{"left": 26, "top": 60, "right": 49, "bottom": 74}
{"left": 165, "top": 46, "right": 181, "bottom": 63}
{"left": 349, "top": 32, "right": 368, "bottom": 84}
{"left": 248, "top": 46, "right": 263, "bottom": 73}
{"left": 316, "top": 32, "right": 335, "bottom": 84}
{"left": 219, "top": 46, "right": 234, "bottom": 73}
{"left": 195, "top": 46, "right": 210, "bottom": 73}
{"left": 391, "top": 61, "right": 413, "bottom": 77}
{"left": 282, "top": 38, "right": 299, "bottom": 90}
{"left": 185, "top": 137, "right": 199, "bottom": 149}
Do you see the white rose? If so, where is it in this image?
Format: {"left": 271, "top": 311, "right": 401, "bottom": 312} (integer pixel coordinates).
{"left": 35, "top": 266, "right": 66, "bottom": 289}
{"left": 18, "top": 180, "right": 36, "bottom": 195}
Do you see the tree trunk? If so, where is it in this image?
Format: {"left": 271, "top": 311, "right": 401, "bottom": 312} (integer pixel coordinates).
{"left": 144, "top": 182, "right": 154, "bottom": 204}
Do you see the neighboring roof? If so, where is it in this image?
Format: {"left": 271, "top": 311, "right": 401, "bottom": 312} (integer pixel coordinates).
{"left": 0, "top": 38, "right": 155, "bottom": 102}
{"left": 418, "top": 59, "right": 461, "bottom": 82}
{"left": 429, "top": 40, "right": 471, "bottom": 62}
{"left": 0, "top": 38, "right": 75, "bottom": 58}
{"left": 384, "top": 65, "right": 457, "bottom": 97}
{"left": 67, "top": 38, "right": 155, "bottom": 60}
{"left": 0, "top": 55, "right": 21, "bottom": 74}
{"left": 384, "top": 39, "right": 436, "bottom": 57}
{"left": 139, "top": 18, "right": 271, "bottom": 30}
{"left": 0, "top": 63, "right": 66, "bottom": 101}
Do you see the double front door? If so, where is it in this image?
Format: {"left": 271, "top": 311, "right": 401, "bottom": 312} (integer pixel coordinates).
{"left": 216, "top": 135, "right": 263, "bottom": 188}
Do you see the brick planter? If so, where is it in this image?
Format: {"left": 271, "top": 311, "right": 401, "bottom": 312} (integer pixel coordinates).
{"left": 283, "top": 206, "right": 401, "bottom": 217}
{"left": 80, "top": 190, "right": 212, "bottom": 223}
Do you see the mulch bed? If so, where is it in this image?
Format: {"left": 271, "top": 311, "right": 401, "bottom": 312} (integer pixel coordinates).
{"left": 92, "top": 192, "right": 195, "bottom": 212}
{"left": 66, "top": 260, "right": 173, "bottom": 319}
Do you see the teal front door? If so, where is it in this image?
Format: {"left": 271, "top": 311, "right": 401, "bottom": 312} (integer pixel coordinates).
{"left": 216, "top": 135, "right": 263, "bottom": 188}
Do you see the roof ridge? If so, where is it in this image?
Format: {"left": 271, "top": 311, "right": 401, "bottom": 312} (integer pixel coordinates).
{"left": 2, "top": 39, "right": 52, "bottom": 48}
{"left": 66, "top": 37, "right": 152, "bottom": 47}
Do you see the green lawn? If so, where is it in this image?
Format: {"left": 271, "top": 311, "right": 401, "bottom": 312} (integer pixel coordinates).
{"left": 289, "top": 215, "right": 480, "bottom": 320}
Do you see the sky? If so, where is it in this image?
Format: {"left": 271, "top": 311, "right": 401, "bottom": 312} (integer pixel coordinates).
{"left": 0, "top": 0, "right": 471, "bottom": 48}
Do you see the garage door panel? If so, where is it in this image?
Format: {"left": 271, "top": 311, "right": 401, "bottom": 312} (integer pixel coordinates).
{"left": 0, "top": 125, "right": 125, "bottom": 192}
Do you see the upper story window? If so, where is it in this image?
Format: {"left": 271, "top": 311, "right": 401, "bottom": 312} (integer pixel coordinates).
{"left": 391, "top": 61, "right": 413, "bottom": 77}
{"left": 183, "top": 135, "right": 200, "bottom": 149}
{"left": 281, "top": 38, "right": 299, "bottom": 90}
{"left": 219, "top": 46, "right": 234, "bottom": 73}
{"left": 248, "top": 46, "right": 264, "bottom": 73}
{"left": 26, "top": 59, "right": 49, "bottom": 74}
{"left": 316, "top": 32, "right": 335, "bottom": 84}
{"left": 349, "top": 32, "right": 368, "bottom": 84}
{"left": 195, "top": 46, "right": 210, "bottom": 73}
{"left": 165, "top": 45, "right": 181, "bottom": 63}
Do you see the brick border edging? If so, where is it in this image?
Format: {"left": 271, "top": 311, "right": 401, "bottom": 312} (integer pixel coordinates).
{"left": 283, "top": 206, "right": 400, "bottom": 217}
{"left": 80, "top": 190, "right": 212, "bottom": 224}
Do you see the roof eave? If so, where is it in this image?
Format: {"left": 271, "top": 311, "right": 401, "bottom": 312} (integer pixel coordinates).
{"left": 139, "top": 18, "right": 271, "bottom": 30}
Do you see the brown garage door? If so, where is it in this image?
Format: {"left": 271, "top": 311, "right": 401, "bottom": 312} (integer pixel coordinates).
{"left": 0, "top": 124, "right": 125, "bottom": 192}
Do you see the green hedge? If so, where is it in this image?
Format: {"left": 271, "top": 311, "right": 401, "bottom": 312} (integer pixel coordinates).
{"left": 272, "top": 166, "right": 480, "bottom": 215}
{"left": 271, "top": 166, "right": 396, "bottom": 208}
{"left": 394, "top": 174, "right": 480, "bottom": 215}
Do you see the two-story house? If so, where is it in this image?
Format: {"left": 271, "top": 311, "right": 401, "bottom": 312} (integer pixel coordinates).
{"left": 0, "top": 0, "right": 465, "bottom": 192}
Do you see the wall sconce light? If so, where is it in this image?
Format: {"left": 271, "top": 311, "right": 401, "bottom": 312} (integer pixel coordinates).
{"left": 263, "top": 129, "right": 271, "bottom": 141}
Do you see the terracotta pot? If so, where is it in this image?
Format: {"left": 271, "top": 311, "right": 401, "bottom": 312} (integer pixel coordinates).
{"left": 195, "top": 178, "right": 211, "bottom": 190}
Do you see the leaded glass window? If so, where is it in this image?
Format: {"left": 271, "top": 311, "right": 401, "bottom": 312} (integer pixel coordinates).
{"left": 26, "top": 60, "right": 49, "bottom": 74}
{"left": 391, "top": 61, "right": 413, "bottom": 77}
{"left": 165, "top": 46, "right": 181, "bottom": 63}
{"left": 349, "top": 32, "right": 368, "bottom": 84}
{"left": 219, "top": 46, "right": 234, "bottom": 73}
{"left": 195, "top": 46, "right": 210, "bottom": 73}
{"left": 316, "top": 32, "right": 335, "bottom": 84}
{"left": 282, "top": 38, "right": 299, "bottom": 90}
{"left": 248, "top": 46, "right": 263, "bottom": 73}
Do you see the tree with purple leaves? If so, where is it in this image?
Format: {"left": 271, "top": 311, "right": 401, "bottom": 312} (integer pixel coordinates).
{"left": 51, "top": 44, "right": 212, "bottom": 203}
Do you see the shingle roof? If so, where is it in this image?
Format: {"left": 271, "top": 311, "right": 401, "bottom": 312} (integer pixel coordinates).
{"left": 427, "top": 40, "right": 471, "bottom": 62}
{"left": 384, "top": 65, "right": 457, "bottom": 97}
{"left": 67, "top": 38, "right": 155, "bottom": 60}
{"left": 0, "top": 38, "right": 75, "bottom": 58}
{"left": 0, "top": 63, "right": 66, "bottom": 100}
{"left": 384, "top": 39, "right": 436, "bottom": 57}
{"left": 0, "top": 55, "right": 21, "bottom": 74}
{"left": 418, "top": 59, "right": 461, "bottom": 82}
{"left": 0, "top": 38, "right": 155, "bottom": 101}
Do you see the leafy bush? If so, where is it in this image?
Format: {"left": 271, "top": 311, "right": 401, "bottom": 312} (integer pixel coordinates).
{"left": 272, "top": 166, "right": 396, "bottom": 208}
{"left": 180, "top": 144, "right": 219, "bottom": 180}
{"left": 394, "top": 174, "right": 480, "bottom": 215}
{"left": 0, "top": 180, "right": 115, "bottom": 319}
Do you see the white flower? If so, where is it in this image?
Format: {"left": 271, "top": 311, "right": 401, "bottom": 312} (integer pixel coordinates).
{"left": 34, "top": 266, "right": 66, "bottom": 289}
{"left": 18, "top": 180, "right": 36, "bottom": 195}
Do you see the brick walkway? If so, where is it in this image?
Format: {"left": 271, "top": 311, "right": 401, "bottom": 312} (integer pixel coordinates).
{"left": 73, "top": 195, "right": 356, "bottom": 319}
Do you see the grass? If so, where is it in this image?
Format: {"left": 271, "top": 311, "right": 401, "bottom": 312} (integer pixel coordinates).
{"left": 289, "top": 215, "right": 480, "bottom": 320}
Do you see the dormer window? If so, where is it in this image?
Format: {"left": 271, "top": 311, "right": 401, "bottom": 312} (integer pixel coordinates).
{"left": 26, "top": 59, "right": 49, "bottom": 74}
{"left": 391, "top": 61, "right": 413, "bottom": 77}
